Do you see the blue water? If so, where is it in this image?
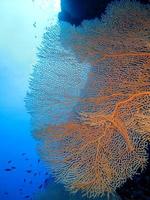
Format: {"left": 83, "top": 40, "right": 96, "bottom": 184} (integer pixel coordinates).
{"left": 0, "top": 1, "right": 60, "bottom": 199}
{"left": 1, "top": 1, "right": 149, "bottom": 200}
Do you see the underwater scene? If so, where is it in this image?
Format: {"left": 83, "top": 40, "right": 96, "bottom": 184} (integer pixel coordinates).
{"left": 0, "top": 0, "right": 150, "bottom": 200}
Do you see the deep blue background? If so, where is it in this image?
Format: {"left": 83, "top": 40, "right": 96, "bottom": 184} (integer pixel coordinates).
{"left": 0, "top": 1, "right": 60, "bottom": 199}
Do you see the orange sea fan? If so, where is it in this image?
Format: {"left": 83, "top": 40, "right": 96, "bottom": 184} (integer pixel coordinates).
{"left": 38, "top": 66, "right": 150, "bottom": 198}
{"left": 26, "top": 0, "right": 150, "bottom": 198}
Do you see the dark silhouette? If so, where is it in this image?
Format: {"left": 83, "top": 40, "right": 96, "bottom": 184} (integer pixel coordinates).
{"left": 59, "top": 0, "right": 150, "bottom": 25}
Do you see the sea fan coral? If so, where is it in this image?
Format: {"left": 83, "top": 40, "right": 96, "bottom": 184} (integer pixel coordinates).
{"left": 26, "top": 0, "right": 150, "bottom": 198}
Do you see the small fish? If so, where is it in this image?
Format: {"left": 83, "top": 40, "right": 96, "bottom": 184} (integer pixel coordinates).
{"left": 38, "top": 184, "right": 43, "bottom": 189}
{"left": 26, "top": 170, "right": 32, "bottom": 173}
{"left": 33, "top": 172, "right": 37, "bottom": 176}
{"left": 33, "top": 22, "right": 36, "bottom": 28}
{"left": 4, "top": 168, "right": 12, "bottom": 171}
{"left": 25, "top": 158, "right": 29, "bottom": 161}
{"left": 43, "top": 178, "right": 49, "bottom": 187}
{"left": 38, "top": 159, "right": 40, "bottom": 163}
{"left": 21, "top": 153, "right": 26, "bottom": 156}
{"left": 24, "top": 178, "right": 26, "bottom": 182}
{"left": 19, "top": 188, "right": 23, "bottom": 191}
{"left": 45, "top": 172, "right": 48, "bottom": 176}
{"left": 24, "top": 195, "right": 30, "bottom": 198}
{"left": 4, "top": 192, "right": 8, "bottom": 195}
{"left": 8, "top": 160, "right": 12, "bottom": 164}
{"left": 11, "top": 166, "right": 16, "bottom": 169}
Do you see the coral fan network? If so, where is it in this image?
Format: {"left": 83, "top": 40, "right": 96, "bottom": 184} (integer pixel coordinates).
{"left": 26, "top": 0, "right": 150, "bottom": 198}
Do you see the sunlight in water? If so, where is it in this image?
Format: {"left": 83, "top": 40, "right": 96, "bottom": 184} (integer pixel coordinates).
{"left": 37, "top": 0, "right": 60, "bottom": 11}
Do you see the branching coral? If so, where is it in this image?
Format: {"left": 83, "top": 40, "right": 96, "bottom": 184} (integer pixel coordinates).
{"left": 26, "top": 0, "right": 150, "bottom": 198}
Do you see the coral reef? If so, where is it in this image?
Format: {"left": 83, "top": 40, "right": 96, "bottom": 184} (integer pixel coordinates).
{"left": 26, "top": 0, "right": 150, "bottom": 198}
{"left": 33, "top": 179, "right": 121, "bottom": 200}
{"left": 59, "top": 0, "right": 150, "bottom": 25}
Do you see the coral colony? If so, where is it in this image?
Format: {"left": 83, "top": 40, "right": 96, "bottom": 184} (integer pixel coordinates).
{"left": 26, "top": 0, "right": 150, "bottom": 199}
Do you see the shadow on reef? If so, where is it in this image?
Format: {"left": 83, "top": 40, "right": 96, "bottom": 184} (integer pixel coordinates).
{"left": 33, "top": 179, "right": 121, "bottom": 200}
{"left": 59, "top": 0, "right": 112, "bottom": 26}
{"left": 59, "top": 0, "right": 150, "bottom": 25}
{"left": 117, "top": 144, "right": 150, "bottom": 200}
